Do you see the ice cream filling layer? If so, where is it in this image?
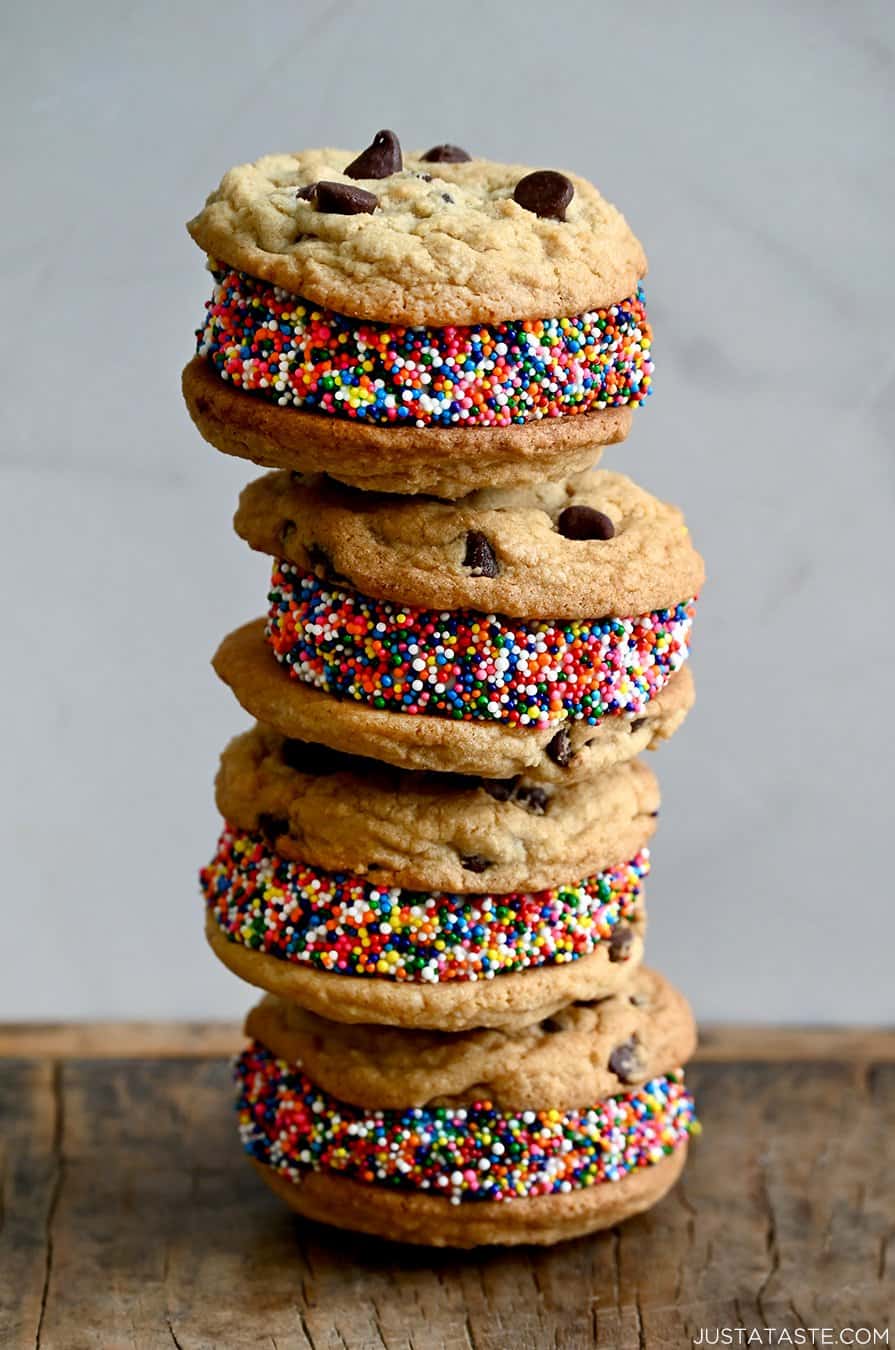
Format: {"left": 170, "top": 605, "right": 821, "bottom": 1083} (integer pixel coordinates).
{"left": 236, "top": 1044, "right": 697, "bottom": 1203}
{"left": 266, "top": 562, "right": 695, "bottom": 728}
{"left": 201, "top": 826, "right": 648, "bottom": 983}
{"left": 197, "top": 264, "right": 653, "bottom": 428}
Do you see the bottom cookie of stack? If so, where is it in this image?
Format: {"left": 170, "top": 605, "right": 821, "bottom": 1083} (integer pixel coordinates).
{"left": 235, "top": 969, "right": 699, "bottom": 1247}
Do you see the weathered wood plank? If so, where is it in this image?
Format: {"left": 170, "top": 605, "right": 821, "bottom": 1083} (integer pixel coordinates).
{"left": 695, "top": 1025, "right": 895, "bottom": 1062}
{"left": 0, "top": 1052, "right": 891, "bottom": 1349}
{"left": 596, "top": 1061, "right": 895, "bottom": 1345}
{"left": 0, "top": 1023, "right": 243, "bottom": 1060}
{"left": 0, "top": 1060, "right": 62, "bottom": 1350}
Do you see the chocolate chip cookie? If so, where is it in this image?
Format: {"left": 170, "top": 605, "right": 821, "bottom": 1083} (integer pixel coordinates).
{"left": 184, "top": 133, "right": 652, "bottom": 495}
{"left": 235, "top": 968, "right": 698, "bottom": 1246}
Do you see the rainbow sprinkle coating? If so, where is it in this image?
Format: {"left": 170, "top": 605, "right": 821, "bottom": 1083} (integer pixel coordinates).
{"left": 201, "top": 825, "right": 648, "bottom": 983}
{"left": 266, "top": 562, "right": 695, "bottom": 728}
{"left": 236, "top": 1045, "right": 697, "bottom": 1203}
{"left": 196, "top": 265, "right": 653, "bottom": 428}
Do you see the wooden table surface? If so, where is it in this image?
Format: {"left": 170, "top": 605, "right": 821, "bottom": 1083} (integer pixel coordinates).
{"left": 1, "top": 1024, "right": 892, "bottom": 1350}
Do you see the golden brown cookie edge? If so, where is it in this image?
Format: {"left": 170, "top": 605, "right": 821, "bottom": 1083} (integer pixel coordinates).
{"left": 212, "top": 619, "right": 695, "bottom": 780}
{"left": 243, "top": 965, "right": 696, "bottom": 1111}
{"left": 235, "top": 466, "right": 705, "bottom": 620}
{"left": 214, "top": 729, "right": 659, "bottom": 894}
{"left": 187, "top": 154, "right": 647, "bottom": 325}
{"left": 206, "top": 909, "right": 646, "bottom": 1031}
{"left": 184, "top": 357, "right": 628, "bottom": 497}
{"left": 249, "top": 1146, "right": 686, "bottom": 1248}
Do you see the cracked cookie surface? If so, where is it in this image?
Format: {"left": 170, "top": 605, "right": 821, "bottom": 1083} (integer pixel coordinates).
{"left": 216, "top": 723, "right": 659, "bottom": 892}
{"left": 188, "top": 149, "right": 646, "bottom": 325}
{"left": 245, "top": 967, "right": 695, "bottom": 1110}
{"left": 236, "top": 467, "right": 704, "bottom": 619}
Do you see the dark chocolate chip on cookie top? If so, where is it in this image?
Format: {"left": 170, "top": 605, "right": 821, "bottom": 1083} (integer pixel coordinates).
{"left": 345, "top": 129, "right": 403, "bottom": 179}
{"left": 421, "top": 143, "right": 472, "bottom": 163}
{"left": 513, "top": 169, "right": 575, "bottom": 220}
{"left": 608, "top": 1036, "right": 647, "bottom": 1083}
{"left": 312, "top": 181, "right": 378, "bottom": 215}
{"left": 558, "top": 505, "right": 615, "bottom": 540}
{"left": 463, "top": 531, "right": 500, "bottom": 578}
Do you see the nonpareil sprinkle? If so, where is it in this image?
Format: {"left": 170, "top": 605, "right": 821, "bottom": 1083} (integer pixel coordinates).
{"left": 266, "top": 563, "right": 695, "bottom": 728}
{"left": 197, "top": 266, "right": 653, "bottom": 428}
{"left": 202, "top": 827, "right": 648, "bottom": 983}
{"left": 236, "top": 1045, "right": 697, "bottom": 1202}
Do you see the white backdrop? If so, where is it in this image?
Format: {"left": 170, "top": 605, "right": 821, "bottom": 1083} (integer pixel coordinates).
{"left": 2, "top": 0, "right": 893, "bottom": 1020}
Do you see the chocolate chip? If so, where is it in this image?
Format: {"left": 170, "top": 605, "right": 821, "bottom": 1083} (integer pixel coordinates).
{"left": 513, "top": 170, "right": 574, "bottom": 221}
{"left": 307, "top": 544, "right": 347, "bottom": 583}
{"left": 609, "top": 1037, "right": 645, "bottom": 1084}
{"left": 463, "top": 531, "right": 499, "bottom": 578}
{"left": 314, "top": 181, "right": 378, "bottom": 215}
{"left": 608, "top": 925, "right": 635, "bottom": 963}
{"left": 461, "top": 854, "right": 494, "bottom": 874}
{"left": 541, "top": 1017, "right": 564, "bottom": 1034}
{"left": 307, "top": 544, "right": 332, "bottom": 578}
{"left": 441, "top": 193, "right": 454, "bottom": 203}
{"left": 421, "top": 144, "right": 471, "bottom": 163}
{"left": 344, "top": 129, "right": 402, "bottom": 179}
{"left": 296, "top": 182, "right": 317, "bottom": 200}
{"left": 557, "top": 505, "right": 615, "bottom": 541}
{"left": 418, "top": 172, "right": 433, "bottom": 182}
{"left": 479, "top": 777, "right": 549, "bottom": 814}
{"left": 514, "top": 785, "right": 549, "bottom": 816}
{"left": 257, "top": 813, "right": 288, "bottom": 846}
{"left": 630, "top": 717, "right": 647, "bottom": 734}
{"left": 546, "top": 726, "right": 573, "bottom": 768}
{"left": 629, "top": 992, "right": 649, "bottom": 1008}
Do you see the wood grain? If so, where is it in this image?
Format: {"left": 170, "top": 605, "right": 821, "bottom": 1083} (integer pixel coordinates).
{"left": 0, "top": 1022, "right": 243, "bottom": 1060}
{"left": 0, "top": 1030, "right": 892, "bottom": 1349}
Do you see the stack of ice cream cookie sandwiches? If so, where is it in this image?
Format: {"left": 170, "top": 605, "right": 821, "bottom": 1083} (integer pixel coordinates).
{"left": 186, "top": 131, "right": 704, "bottom": 1248}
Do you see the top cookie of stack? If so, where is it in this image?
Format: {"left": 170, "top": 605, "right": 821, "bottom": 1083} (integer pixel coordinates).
{"left": 183, "top": 131, "right": 652, "bottom": 497}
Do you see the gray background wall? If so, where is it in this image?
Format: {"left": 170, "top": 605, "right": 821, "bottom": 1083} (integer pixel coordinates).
{"left": 2, "top": 1, "right": 893, "bottom": 1022}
